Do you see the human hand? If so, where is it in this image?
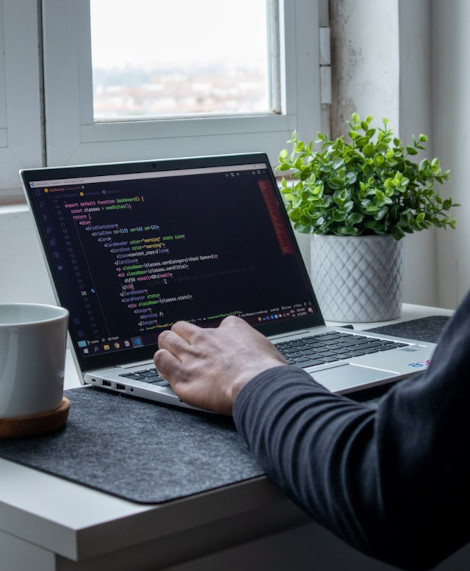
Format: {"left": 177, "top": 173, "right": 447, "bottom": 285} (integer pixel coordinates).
{"left": 154, "top": 315, "right": 287, "bottom": 415}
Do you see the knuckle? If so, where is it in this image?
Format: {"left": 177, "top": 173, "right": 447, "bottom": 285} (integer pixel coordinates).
{"left": 157, "top": 329, "right": 172, "bottom": 347}
{"left": 221, "top": 315, "right": 239, "bottom": 326}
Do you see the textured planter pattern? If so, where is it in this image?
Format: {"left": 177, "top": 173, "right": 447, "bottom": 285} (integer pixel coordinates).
{"left": 310, "top": 235, "right": 404, "bottom": 322}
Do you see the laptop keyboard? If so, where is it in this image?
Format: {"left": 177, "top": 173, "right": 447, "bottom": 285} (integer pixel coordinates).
{"left": 274, "top": 331, "right": 407, "bottom": 368}
{"left": 120, "top": 369, "right": 169, "bottom": 386}
{"left": 118, "top": 331, "right": 407, "bottom": 385}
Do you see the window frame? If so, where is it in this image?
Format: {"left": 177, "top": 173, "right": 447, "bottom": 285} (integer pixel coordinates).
{"left": 41, "top": 0, "right": 321, "bottom": 168}
{"left": 0, "top": 0, "right": 43, "bottom": 203}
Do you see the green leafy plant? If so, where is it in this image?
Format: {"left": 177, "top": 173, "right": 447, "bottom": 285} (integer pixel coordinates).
{"left": 277, "top": 113, "right": 458, "bottom": 240}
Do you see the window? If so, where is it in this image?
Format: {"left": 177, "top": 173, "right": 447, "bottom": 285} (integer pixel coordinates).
{"left": 42, "top": 0, "right": 321, "bottom": 169}
{"left": 0, "top": 0, "right": 322, "bottom": 201}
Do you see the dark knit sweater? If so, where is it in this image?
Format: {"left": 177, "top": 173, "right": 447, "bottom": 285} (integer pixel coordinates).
{"left": 234, "top": 291, "right": 470, "bottom": 570}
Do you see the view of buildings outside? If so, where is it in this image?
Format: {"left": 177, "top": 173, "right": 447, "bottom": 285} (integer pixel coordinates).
{"left": 91, "top": 0, "right": 271, "bottom": 120}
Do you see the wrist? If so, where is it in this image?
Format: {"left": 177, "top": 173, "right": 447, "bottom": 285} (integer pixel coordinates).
{"left": 230, "top": 363, "right": 287, "bottom": 406}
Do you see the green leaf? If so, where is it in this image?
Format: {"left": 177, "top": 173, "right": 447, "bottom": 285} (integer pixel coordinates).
{"left": 375, "top": 206, "right": 388, "bottom": 220}
{"left": 356, "top": 136, "right": 369, "bottom": 148}
{"left": 348, "top": 212, "right": 363, "bottom": 224}
{"left": 374, "top": 154, "right": 385, "bottom": 167}
{"left": 276, "top": 117, "right": 457, "bottom": 238}
{"left": 363, "top": 143, "right": 375, "bottom": 157}
{"left": 332, "top": 157, "right": 345, "bottom": 170}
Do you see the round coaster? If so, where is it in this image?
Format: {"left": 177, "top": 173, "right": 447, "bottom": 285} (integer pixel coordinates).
{"left": 0, "top": 397, "right": 70, "bottom": 439}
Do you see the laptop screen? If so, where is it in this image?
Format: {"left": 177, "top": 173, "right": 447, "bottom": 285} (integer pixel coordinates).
{"left": 22, "top": 154, "right": 324, "bottom": 371}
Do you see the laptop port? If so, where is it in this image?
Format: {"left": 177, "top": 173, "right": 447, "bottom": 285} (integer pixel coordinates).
{"left": 102, "top": 380, "right": 112, "bottom": 387}
{"left": 115, "top": 383, "right": 125, "bottom": 391}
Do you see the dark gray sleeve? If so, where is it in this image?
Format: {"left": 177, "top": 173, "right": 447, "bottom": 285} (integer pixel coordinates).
{"left": 233, "top": 293, "right": 470, "bottom": 570}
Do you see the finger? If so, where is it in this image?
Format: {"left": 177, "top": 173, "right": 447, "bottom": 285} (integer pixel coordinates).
{"left": 219, "top": 315, "right": 244, "bottom": 328}
{"left": 157, "top": 328, "right": 189, "bottom": 352}
{"left": 170, "top": 320, "right": 203, "bottom": 342}
{"left": 153, "top": 347, "right": 181, "bottom": 380}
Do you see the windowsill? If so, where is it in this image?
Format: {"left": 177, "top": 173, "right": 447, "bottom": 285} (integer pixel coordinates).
{"left": 0, "top": 202, "right": 28, "bottom": 214}
{"left": 0, "top": 187, "right": 27, "bottom": 209}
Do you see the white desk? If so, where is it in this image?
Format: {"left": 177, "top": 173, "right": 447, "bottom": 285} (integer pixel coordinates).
{"left": 3, "top": 304, "right": 469, "bottom": 571}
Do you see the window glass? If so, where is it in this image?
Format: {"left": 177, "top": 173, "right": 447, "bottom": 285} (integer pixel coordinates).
{"left": 90, "top": 0, "right": 273, "bottom": 120}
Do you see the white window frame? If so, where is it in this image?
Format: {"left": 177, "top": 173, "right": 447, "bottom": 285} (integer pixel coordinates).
{"left": 41, "top": 0, "right": 321, "bottom": 168}
{"left": 0, "top": 0, "right": 43, "bottom": 202}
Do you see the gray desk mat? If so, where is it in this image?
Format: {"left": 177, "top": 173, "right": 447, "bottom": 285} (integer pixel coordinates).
{"left": 0, "top": 315, "right": 449, "bottom": 505}
{"left": 0, "top": 389, "right": 263, "bottom": 504}
{"left": 366, "top": 315, "right": 450, "bottom": 344}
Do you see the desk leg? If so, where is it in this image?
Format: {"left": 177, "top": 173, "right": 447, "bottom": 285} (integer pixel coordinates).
{"left": 0, "top": 529, "right": 55, "bottom": 571}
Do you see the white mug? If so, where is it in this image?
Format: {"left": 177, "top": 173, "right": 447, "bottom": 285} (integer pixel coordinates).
{"left": 0, "top": 304, "right": 69, "bottom": 419}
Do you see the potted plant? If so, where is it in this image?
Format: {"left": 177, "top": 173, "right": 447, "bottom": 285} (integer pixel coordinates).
{"left": 277, "top": 113, "right": 458, "bottom": 322}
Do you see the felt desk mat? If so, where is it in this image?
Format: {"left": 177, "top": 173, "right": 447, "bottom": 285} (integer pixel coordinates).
{"left": 0, "top": 315, "right": 450, "bottom": 505}
{"left": 365, "top": 315, "right": 450, "bottom": 344}
{"left": 0, "top": 388, "right": 263, "bottom": 504}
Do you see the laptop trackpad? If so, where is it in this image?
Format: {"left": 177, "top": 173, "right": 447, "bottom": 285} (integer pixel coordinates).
{"left": 311, "top": 364, "right": 397, "bottom": 394}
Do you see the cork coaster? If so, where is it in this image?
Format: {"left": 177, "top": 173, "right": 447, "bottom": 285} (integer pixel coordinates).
{"left": 0, "top": 397, "right": 70, "bottom": 439}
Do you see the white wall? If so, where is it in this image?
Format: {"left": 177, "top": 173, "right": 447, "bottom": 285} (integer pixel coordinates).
{"left": 399, "top": 0, "right": 470, "bottom": 309}
{"left": 328, "top": 0, "right": 440, "bottom": 307}
{"left": 329, "top": 0, "right": 400, "bottom": 137}
{"left": 0, "top": 205, "right": 56, "bottom": 305}
{"left": 398, "top": 0, "right": 439, "bottom": 307}
{"left": 2, "top": 0, "right": 468, "bottom": 310}
{"left": 432, "top": 0, "right": 470, "bottom": 308}
{"left": 325, "top": 0, "right": 465, "bottom": 309}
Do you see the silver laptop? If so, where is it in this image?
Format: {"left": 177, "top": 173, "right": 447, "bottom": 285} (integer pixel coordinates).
{"left": 21, "top": 154, "right": 435, "bottom": 410}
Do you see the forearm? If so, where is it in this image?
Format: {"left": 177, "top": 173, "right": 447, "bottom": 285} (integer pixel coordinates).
{"left": 233, "top": 364, "right": 470, "bottom": 570}
{"left": 233, "top": 367, "right": 381, "bottom": 553}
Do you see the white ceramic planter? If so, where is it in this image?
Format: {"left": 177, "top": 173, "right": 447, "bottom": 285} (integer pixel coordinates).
{"left": 310, "top": 234, "right": 404, "bottom": 322}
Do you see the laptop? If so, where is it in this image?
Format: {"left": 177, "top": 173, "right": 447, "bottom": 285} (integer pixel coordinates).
{"left": 21, "top": 153, "right": 435, "bottom": 410}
